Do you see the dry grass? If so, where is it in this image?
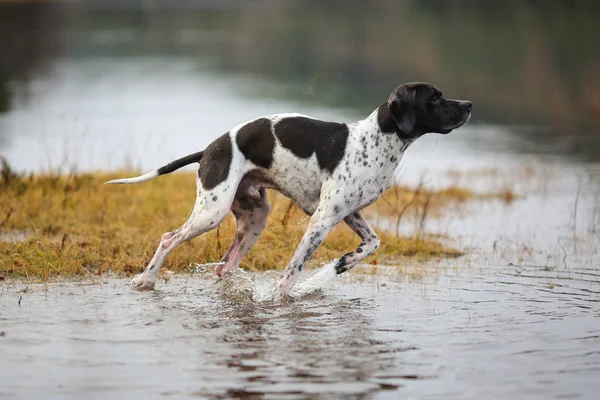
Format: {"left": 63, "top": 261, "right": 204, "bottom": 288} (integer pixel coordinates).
{"left": 369, "top": 181, "right": 517, "bottom": 217}
{"left": 365, "top": 179, "right": 517, "bottom": 237}
{"left": 0, "top": 165, "right": 467, "bottom": 280}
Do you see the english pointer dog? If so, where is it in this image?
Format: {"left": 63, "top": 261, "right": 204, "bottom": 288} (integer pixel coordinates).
{"left": 107, "top": 82, "right": 472, "bottom": 298}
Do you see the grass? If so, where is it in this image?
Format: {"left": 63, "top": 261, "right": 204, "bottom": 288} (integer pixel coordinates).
{"left": 365, "top": 178, "right": 517, "bottom": 238}
{"left": 0, "top": 164, "right": 472, "bottom": 281}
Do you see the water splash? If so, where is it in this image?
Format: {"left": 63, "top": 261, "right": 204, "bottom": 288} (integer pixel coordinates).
{"left": 192, "top": 260, "right": 340, "bottom": 302}
{"left": 288, "top": 259, "right": 338, "bottom": 298}
{"left": 191, "top": 262, "right": 224, "bottom": 274}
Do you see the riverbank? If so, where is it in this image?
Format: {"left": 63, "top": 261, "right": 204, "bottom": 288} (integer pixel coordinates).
{"left": 0, "top": 162, "right": 518, "bottom": 281}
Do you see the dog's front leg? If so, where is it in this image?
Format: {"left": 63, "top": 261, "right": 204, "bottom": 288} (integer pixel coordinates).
{"left": 276, "top": 211, "right": 343, "bottom": 298}
{"left": 333, "top": 211, "right": 380, "bottom": 274}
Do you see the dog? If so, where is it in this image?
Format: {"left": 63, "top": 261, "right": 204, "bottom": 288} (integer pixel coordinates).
{"left": 107, "top": 82, "right": 471, "bottom": 297}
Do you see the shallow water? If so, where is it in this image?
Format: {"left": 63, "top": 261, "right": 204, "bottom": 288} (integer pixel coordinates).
{"left": 1, "top": 260, "right": 599, "bottom": 400}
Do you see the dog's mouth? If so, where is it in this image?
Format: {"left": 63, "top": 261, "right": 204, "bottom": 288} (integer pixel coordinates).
{"left": 439, "top": 111, "right": 471, "bottom": 134}
{"left": 464, "top": 111, "right": 472, "bottom": 125}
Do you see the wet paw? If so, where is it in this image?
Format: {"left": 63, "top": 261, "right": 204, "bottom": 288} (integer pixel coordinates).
{"left": 214, "top": 263, "right": 234, "bottom": 278}
{"left": 273, "top": 291, "right": 293, "bottom": 303}
{"left": 214, "top": 264, "right": 226, "bottom": 278}
{"left": 130, "top": 274, "right": 156, "bottom": 291}
{"left": 275, "top": 278, "right": 293, "bottom": 301}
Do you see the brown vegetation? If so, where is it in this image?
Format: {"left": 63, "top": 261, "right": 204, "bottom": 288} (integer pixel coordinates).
{"left": 0, "top": 165, "right": 466, "bottom": 280}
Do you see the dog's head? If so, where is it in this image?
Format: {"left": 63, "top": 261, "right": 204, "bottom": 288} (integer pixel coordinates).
{"left": 378, "top": 82, "right": 472, "bottom": 140}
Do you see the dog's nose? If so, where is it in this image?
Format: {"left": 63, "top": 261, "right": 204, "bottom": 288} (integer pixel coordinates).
{"left": 464, "top": 101, "right": 472, "bottom": 112}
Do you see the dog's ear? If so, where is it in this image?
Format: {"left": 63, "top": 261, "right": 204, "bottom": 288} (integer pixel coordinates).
{"left": 388, "top": 86, "right": 416, "bottom": 134}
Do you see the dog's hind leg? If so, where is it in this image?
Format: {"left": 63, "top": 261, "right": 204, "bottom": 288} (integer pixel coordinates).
{"left": 215, "top": 187, "right": 270, "bottom": 277}
{"left": 131, "top": 181, "right": 238, "bottom": 290}
{"left": 333, "top": 211, "right": 380, "bottom": 275}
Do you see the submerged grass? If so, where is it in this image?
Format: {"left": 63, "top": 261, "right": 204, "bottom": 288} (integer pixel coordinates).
{"left": 0, "top": 168, "right": 467, "bottom": 280}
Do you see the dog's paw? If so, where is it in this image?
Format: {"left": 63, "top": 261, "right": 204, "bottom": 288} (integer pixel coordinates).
{"left": 273, "top": 291, "right": 293, "bottom": 303}
{"left": 275, "top": 278, "right": 293, "bottom": 302}
{"left": 214, "top": 263, "right": 237, "bottom": 278}
{"left": 214, "top": 263, "right": 227, "bottom": 278}
{"left": 130, "top": 274, "right": 156, "bottom": 291}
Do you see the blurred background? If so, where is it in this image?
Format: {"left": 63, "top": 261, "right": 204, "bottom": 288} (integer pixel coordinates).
{"left": 0, "top": 0, "right": 599, "bottom": 175}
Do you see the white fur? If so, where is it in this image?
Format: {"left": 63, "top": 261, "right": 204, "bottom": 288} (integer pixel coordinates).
{"left": 127, "top": 108, "right": 411, "bottom": 296}
{"left": 105, "top": 170, "right": 159, "bottom": 184}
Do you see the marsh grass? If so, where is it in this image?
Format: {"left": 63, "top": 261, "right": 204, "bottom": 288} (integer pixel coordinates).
{"left": 0, "top": 168, "right": 473, "bottom": 280}
{"left": 366, "top": 178, "right": 517, "bottom": 238}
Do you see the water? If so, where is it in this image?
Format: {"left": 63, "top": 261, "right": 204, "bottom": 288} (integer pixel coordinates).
{"left": 1, "top": 261, "right": 599, "bottom": 399}
{"left": 1, "top": 1, "right": 600, "bottom": 398}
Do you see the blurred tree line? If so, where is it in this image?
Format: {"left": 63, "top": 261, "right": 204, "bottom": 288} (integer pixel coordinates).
{"left": 1, "top": 0, "right": 598, "bottom": 150}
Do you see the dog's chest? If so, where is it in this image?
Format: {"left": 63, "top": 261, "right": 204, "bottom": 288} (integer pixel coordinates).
{"left": 267, "top": 146, "right": 326, "bottom": 211}
{"left": 328, "top": 127, "right": 405, "bottom": 206}
{"left": 344, "top": 126, "right": 403, "bottom": 180}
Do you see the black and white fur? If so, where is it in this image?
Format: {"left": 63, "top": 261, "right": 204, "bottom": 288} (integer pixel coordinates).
{"left": 107, "top": 82, "right": 472, "bottom": 298}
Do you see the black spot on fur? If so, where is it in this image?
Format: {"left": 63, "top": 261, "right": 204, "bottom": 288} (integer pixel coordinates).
{"left": 334, "top": 254, "right": 352, "bottom": 275}
{"left": 199, "top": 133, "right": 233, "bottom": 190}
{"left": 274, "top": 117, "right": 349, "bottom": 174}
{"left": 212, "top": 196, "right": 218, "bottom": 202}
{"left": 236, "top": 118, "right": 275, "bottom": 169}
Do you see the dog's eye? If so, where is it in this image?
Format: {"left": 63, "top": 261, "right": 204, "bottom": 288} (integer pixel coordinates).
{"left": 430, "top": 95, "right": 440, "bottom": 103}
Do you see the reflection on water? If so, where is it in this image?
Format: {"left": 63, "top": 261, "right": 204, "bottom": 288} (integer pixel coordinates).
{"left": 1, "top": 0, "right": 600, "bottom": 169}
{"left": 1, "top": 262, "right": 599, "bottom": 399}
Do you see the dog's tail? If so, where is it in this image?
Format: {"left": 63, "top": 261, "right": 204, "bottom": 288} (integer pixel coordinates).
{"left": 105, "top": 151, "right": 204, "bottom": 184}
